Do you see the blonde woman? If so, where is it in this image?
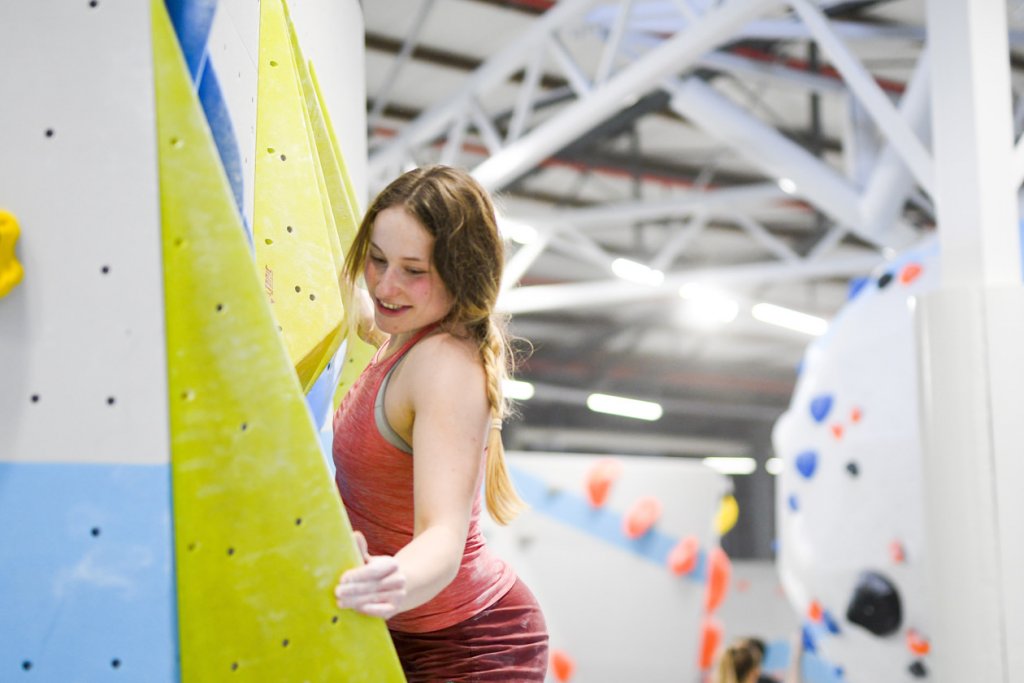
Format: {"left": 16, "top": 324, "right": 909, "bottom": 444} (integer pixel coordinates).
{"left": 715, "top": 638, "right": 765, "bottom": 683}
{"left": 332, "top": 165, "right": 548, "bottom": 681}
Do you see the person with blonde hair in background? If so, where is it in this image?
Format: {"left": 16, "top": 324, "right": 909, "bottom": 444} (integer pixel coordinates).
{"left": 331, "top": 165, "right": 548, "bottom": 681}
{"left": 715, "top": 637, "right": 765, "bottom": 683}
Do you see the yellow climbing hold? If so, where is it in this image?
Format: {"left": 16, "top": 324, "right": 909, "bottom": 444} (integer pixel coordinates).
{"left": 0, "top": 210, "right": 24, "bottom": 298}
{"left": 714, "top": 493, "right": 739, "bottom": 536}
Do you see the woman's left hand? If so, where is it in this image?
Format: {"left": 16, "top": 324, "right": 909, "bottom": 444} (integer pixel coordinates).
{"left": 335, "top": 530, "right": 408, "bottom": 619}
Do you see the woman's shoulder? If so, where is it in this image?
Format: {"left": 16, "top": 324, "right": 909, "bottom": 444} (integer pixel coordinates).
{"left": 408, "top": 327, "right": 480, "bottom": 368}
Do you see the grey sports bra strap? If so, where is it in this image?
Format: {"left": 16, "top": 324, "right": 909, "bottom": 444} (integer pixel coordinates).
{"left": 375, "top": 358, "right": 413, "bottom": 454}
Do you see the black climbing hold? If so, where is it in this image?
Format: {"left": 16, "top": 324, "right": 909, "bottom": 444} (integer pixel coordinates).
{"left": 846, "top": 461, "right": 859, "bottom": 477}
{"left": 909, "top": 660, "right": 927, "bottom": 678}
{"left": 877, "top": 272, "right": 894, "bottom": 289}
{"left": 846, "top": 570, "right": 902, "bottom": 636}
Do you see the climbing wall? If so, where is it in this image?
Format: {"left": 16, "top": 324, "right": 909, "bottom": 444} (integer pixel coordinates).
{"left": 0, "top": 2, "right": 176, "bottom": 678}
{"left": 1, "top": 0, "right": 402, "bottom": 680}
{"left": 153, "top": 1, "right": 401, "bottom": 677}
{"left": 772, "top": 239, "right": 939, "bottom": 682}
{"left": 484, "top": 452, "right": 730, "bottom": 682}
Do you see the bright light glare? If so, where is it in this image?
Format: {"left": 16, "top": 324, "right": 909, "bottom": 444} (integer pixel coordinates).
{"left": 503, "top": 379, "right": 535, "bottom": 401}
{"left": 586, "top": 392, "right": 663, "bottom": 421}
{"left": 703, "top": 456, "right": 758, "bottom": 475}
{"left": 497, "top": 217, "right": 539, "bottom": 245}
{"left": 679, "top": 283, "right": 739, "bottom": 326}
{"left": 751, "top": 302, "right": 828, "bottom": 336}
{"left": 765, "top": 457, "right": 783, "bottom": 475}
{"left": 777, "top": 177, "right": 797, "bottom": 194}
{"left": 611, "top": 258, "right": 664, "bottom": 286}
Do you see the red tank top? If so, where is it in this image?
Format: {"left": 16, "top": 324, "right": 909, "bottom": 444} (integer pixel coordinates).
{"left": 332, "top": 326, "right": 516, "bottom": 633}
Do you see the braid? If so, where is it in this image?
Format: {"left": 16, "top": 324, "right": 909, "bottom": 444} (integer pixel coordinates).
{"left": 479, "top": 317, "right": 525, "bottom": 525}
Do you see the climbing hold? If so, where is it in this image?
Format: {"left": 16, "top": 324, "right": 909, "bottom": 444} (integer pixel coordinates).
{"left": 0, "top": 210, "right": 25, "bottom": 298}
{"left": 549, "top": 649, "right": 575, "bottom": 682}
{"left": 906, "top": 629, "right": 930, "bottom": 656}
{"left": 900, "top": 262, "right": 923, "bottom": 285}
{"left": 807, "top": 599, "right": 823, "bottom": 622}
{"left": 822, "top": 609, "right": 841, "bottom": 635}
{"left": 585, "top": 458, "right": 623, "bottom": 508}
{"left": 847, "top": 276, "right": 869, "bottom": 300}
{"left": 698, "top": 617, "right": 723, "bottom": 670}
{"left": 704, "top": 546, "right": 732, "bottom": 613}
{"left": 890, "top": 540, "right": 906, "bottom": 564}
{"left": 850, "top": 406, "right": 863, "bottom": 423}
{"left": 788, "top": 494, "right": 799, "bottom": 512}
{"left": 877, "top": 271, "right": 894, "bottom": 288}
{"left": 622, "top": 495, "right": 662, "bottom": 539}
{"left": 667, "top": 535, "right": 700, "bottom": 576}
{"left": 801, "top": 623, "right": 817, "bottom": 653}
{"left": 908, "top": 660, "right": 928, "bottom": 678}
{"left": 809, "top": 394, "right": 833, "bottom": 423}
{"left": 795, "top": 450, "right": 818, "bottom": 479}
{"left": 830, "top": 423, "right": 844, "bottom": 440}
{"left": 846, "top": 570, "right": 902, "bottom": 636}
{"left": 714, "top": 494, "right": 739, "bottom": 536}
{"left": 845, "top": 461, "right": 860, "bottom": 477}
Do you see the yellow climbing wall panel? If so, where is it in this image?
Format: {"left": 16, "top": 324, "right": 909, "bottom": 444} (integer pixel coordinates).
{"left": 152, "top": 1, "right": 404, "bottom": 679}
{"left": 253, "top": 0, "right": 346, "bottom": 393}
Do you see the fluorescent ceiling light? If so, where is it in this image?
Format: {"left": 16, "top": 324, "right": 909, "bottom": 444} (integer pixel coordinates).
{"left": 765, "top": 457, "right": 783, "bottom": 475}
{"left": 703, "top": 456, "right": 758, "bottom": 475}
{"left": 503, "top": 379, "right": 535, "bottom": 401}
{"left": 777, "top": 177, "right": 797, "bottom": 194}
{"left": 678, "top": 283, "right": 739, "bottom": 326}
{"left": 586, "top": 392, "right": 663, "bottom": 421}
{"left": 611, "top": 258, "right": 664, "bottom": 286}
{"left": 751, "top": 302, "right": 828, "bottom": 336}
{"left": 497, "top": 217, "right": 539, "bottom": 245}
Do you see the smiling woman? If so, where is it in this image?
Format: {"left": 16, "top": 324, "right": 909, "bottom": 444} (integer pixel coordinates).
{"left": 331, "top": 165, "right": 549, "bottom": 682}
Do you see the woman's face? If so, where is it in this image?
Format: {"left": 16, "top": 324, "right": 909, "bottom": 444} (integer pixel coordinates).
{"left": 363, "top": 206, "right": 453, "bottom": 340}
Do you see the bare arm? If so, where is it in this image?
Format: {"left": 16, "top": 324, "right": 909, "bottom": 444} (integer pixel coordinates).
{"left": 335, "top": 334, "right": 488, "bottom": 618}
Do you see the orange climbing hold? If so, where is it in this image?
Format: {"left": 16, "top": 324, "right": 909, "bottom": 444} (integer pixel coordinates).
{"left": 549, "top": 649, "right": 576, "bottom": 682}
{"left": 831, "top": 423, "right": 844, "bottom": 439}
{"left": 585, "top": 458, "right": 623, "bottom": 508}
{"left": 698, "top": 617, "right": 723, "bottom": 670}
{"left": 807, "top": 599, "right": 823, "bottom": 622}
{"left": 623, "top": 495, "right": 662, "bottom": 539}
{"left": 900, "top": 262, "right": 923, "bottom": 285}
{"left": 667, "top": 535, "right": 700, "bottom": 576}
{"left": 890, "top": 540, "right": 906, "bottom": 564}
{"left": 906, "top": 629, "right": 930, "bottom": 656}
{"left": 704, "top": 546, "right": 732, "bottom": 613}
{"left": 850, "top": 406, "right": 863, "bottom": 423}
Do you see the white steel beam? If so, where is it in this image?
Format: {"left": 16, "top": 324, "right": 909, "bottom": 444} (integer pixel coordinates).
{"left": 497, "top": 253, "right": 881, "bottom": 313}
{"left": 367, "top": 0, "right": 436, "bottom": 127}
{"left": 789, "top": 0, "right": 934, "bottom": 195}
{"left": 857, "top": 48, "right": 931, "bottom": 246}
{"left": 471, "top": 0, "right": 784, "bottom": 192}
{"left": 516, "top": 182, "right": 786, "bottom": 229}
{"left": 368, "top": 0, "right": 601, "bottom": 180}
{"left": 667, "top": 77, "right": 867, "bottom": 234}
{"left": 917, "top": 2, "right": 1024, "bottom": 682}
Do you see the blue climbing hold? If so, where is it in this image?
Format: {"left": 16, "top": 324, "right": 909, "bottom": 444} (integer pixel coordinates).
{"left": 847, "top": 276, "right": 869, "bottom": 301}
{"left": 801, "top": 623, "right": 817, "bottom": 653}
{"left": 795, "top": 450, "right": 818, "bottom": 479}
{"left": 788, "top": 494, "right": 799, "bottom": 512}
{"left": 810, "top": 394, "right": 833, "bottom": 423}
{"left": 822, "top": 609, "right": 841, "bottom": 635}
